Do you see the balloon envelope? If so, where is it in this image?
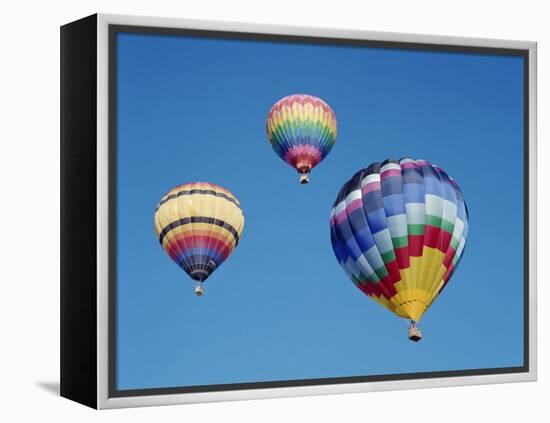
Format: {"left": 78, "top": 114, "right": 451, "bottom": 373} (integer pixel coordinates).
{"left": 330, "top": 158, "right": 469, "bottom": 322}
{"left": 266, "top": 94, "right": 337, "bottom": 183}
{"left": 154, "top": 182, "right": 244, "bottom": 284}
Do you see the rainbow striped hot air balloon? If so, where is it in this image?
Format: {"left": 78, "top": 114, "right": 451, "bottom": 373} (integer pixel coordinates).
{"left": 154, "top": 182, "right": 244, "bottom": 296}
{"left": 330, "top": 158, "right": 469, "bottom": 341}
{"left": 266, "top": 94, "right": 337, "bottom": 184}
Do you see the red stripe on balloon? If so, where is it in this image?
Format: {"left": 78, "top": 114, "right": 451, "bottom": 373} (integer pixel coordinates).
{"left": 165, "top": 235, "right": 231, "bottom": 262}
{"left": 357, "top": 280, "right": 374, "bottom": 297}
{"left": 379, "top": 274, "right": 397, "bottom": 298}
{"left": 408, "top": 235, "right": 424, "bottom": 256}
{"left": 394, "top": 246, "right": 410, "bottom": 269}
{"left": 385, "top": 259, "right": 401, "bottom": 283}
{"left": 424, "top": 225, "right": 441, "bottom": 249}
{"left": 443, "top": 246, "right": 456, "bottom": 269}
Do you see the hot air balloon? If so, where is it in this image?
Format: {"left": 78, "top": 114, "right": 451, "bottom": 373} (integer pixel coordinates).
{"left": 330, "top": 158, "right": 469, "bottom": 341}
{"left": 266, "top": 94, "right": 337, "bottom": 184}
{"left": 154, "top": 182, "right": 245, "bottom": 296}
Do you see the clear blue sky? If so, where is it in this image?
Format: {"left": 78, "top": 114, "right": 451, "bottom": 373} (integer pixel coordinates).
{"left": 115, "top": 32, "right": 524, "bottom": 390}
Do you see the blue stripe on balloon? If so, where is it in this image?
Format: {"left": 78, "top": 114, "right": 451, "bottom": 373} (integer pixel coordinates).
{"left": 383, "top": 193, "right": 405, "bottom": 216}
{"left": 402, "top": 168, "right": 423, "bottom": 184}
{"left": 347, "top": 208, "right": 369, "bottom": 232}
{"left": 381, "top": 176, "right": 402, "bottom": 195}
{"left": 366, "top": 208, "right": 388, "bottom": 234}
{"left": 440, "top": 178, "right": 457, "bottom": 202}
{"left": 344, "top": 238, "right": 364, "bottom": 260}
{"left": 456, "top": 196, "right": 467, "bottom": 221}
{"left": 178, "top": 248, "right": 222, "bottom": 263}
{"left": 362, "top": 190, "right": 384, "bottom": 213}
{"left": 335, "top": 219, "right": 354, "bottom": 242}
{"left": 423, "top": 174, "right": 443, "bottom": 196}
{"left": 354, "top": 226, "right": 376, "bottom": 252}
{"left": 403, "top": 182, "right": 425, "bottom": 203}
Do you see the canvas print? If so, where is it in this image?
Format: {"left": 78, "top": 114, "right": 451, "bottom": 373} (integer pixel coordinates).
{"left": 114, "top": 30, "right": 525, "bottom": 393}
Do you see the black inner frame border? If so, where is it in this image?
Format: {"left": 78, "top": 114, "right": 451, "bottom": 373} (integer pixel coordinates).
{"left": 108, "top": 24, "right": 530, "bottom": 398}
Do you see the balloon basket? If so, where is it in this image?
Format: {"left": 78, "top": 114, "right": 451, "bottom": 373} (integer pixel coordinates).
{"left": 194, "top": 283, "right": 204, "bottom": 296}
{"left": 300, "top": 174, "right": 309, "bottom": 184}
{"left": 408, "top": 322, "right": 422, "bottom": 342}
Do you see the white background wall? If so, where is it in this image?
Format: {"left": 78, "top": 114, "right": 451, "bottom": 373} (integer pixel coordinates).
{"left": 0, "top": 0, "right": 547, "bottom": 421}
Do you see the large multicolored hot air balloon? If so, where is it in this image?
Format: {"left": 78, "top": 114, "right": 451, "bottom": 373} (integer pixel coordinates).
{"left": 266, "top": 94, "right": 337, "bottom": 184}
{"left": 330, "top": 158, "right": 469, "bottom": 341}
{"left": 154, "top": 182, "right": 245, "bottom": 296}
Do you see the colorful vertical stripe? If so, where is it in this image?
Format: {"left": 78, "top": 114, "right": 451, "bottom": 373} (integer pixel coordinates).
{"left": 330, "top": 158, "right": 469, "bottom": 322}
{"left": 266, "top": 94, "right": 337, "bottom": 179}
{"left": 154, "top": 182, "right": 245, "bottom": 283}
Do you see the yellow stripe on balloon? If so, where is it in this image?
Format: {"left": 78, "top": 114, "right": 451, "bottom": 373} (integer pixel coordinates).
{"left": 156, "top": 194, "right": 243, "bottom": 235}
{"left": 384, "top": 248, "right": 447, "bottom": 322}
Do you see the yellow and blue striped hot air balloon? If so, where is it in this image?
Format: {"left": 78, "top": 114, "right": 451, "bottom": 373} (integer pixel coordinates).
{"left": 266, "top": 94, "right": 337, "bottom": 184}
{"left": 330, "top": 158, "right": 469, "bottom": 341}
{"left": 154, "top": 182, "right": 245, "bottom": 296}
